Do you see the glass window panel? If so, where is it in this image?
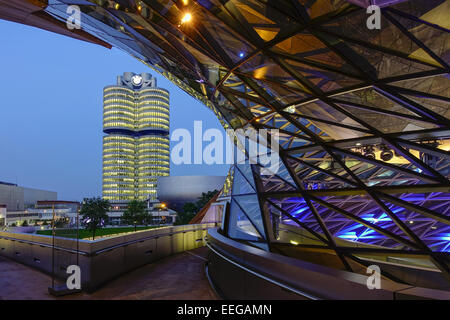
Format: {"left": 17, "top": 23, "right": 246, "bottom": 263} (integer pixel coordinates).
{"left": 234, "top": 194, "right": 266, "bottom": 238}
{"left": 228, "top": 200, "right": 262, "bottom": 241}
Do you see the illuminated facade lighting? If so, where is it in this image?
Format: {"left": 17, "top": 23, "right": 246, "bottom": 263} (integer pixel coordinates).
{"left": 102, "top": 72, "right": 170, "bottom": 203}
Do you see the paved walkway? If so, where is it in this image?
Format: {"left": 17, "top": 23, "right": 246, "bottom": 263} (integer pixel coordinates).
{"left": 0, "top": 247, "right": 218, "bottom": 300}
{"left": 0, "top": 253, "right": 54, "bottom": 300}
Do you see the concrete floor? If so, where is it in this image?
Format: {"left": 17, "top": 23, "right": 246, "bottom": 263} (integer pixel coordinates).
{"left": 0, "top": 247, "right": 219, "bottom": 300}
{"left": 0, "top": 253, "right": 54, "bottom": 300}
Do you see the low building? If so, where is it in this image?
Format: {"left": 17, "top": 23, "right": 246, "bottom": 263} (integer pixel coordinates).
{"left": 0, "top": 181, "right": 57, "bottom": 211}
{"left": 107, "top": 201, "right": 177, "bottom": 226}
{"left": 3, "top": 211, "right": 39, "bottom": 227}
{"left": 0, "top": 205, "right": 6, "bottom": 226}
{"left": 2, "top": 200, "right": 80, "bottom": 227}
{"left": 29, "top": 201, "right": 80, "bottom": 226}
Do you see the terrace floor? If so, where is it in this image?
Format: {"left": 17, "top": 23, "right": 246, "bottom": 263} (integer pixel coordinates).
{"left": 0, "top": 247, "right": 218, "bottom": 300}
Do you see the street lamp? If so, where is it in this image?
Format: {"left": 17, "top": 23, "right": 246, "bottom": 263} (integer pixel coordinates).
{"left": 159, "top": 203, "right": 167, "bottom": 227}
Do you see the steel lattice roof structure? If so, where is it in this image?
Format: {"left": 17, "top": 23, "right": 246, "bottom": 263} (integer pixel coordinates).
{"left": 1, "top": 0, "right": 449, "bottom": 286}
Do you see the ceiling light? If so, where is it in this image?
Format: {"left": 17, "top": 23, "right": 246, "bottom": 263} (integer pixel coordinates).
{"left": 363, "top": 146, "right": 375, "bottom": 159}
{"left": 180, "top": 12, "right": 192, "bottom": 24}
{"left": 380, "top": 144, "right": 393, "bottom": 161}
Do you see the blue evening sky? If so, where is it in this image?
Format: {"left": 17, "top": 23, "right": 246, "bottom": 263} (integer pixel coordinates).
{"left": 0, "top": 20, "right": 229, "bottom": 201}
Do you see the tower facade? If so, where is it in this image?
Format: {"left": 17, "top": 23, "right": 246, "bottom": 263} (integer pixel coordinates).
{"left": 102, "top": 72, "right": 170, "bottom": 203}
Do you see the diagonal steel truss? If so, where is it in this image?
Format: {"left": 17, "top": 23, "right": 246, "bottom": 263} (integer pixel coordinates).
{"left": 6, "top": 0, "right": 448, "bottom": 281}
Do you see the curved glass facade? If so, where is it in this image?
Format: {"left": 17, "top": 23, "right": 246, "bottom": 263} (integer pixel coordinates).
{"left": 102, "top": 73, "right": 170, "bottom": 202}
{"left": 5, "top": 0, "right": 449, "bottom": 290}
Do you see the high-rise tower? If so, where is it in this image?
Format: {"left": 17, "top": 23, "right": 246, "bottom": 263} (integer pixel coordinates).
{"left": 102, "top": 72, "right": 170, "bottom": 203}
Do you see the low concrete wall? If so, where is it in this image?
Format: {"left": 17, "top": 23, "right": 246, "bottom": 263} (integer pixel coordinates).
{"left": 206, "top": 229, "right": 450, "bottom": 300}
{"left": 0, "top": 223, "right": 216, "bottom": 292}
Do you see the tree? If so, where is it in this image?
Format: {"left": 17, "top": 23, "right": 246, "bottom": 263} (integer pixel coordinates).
{"left": 183, "top": 202, "right": 198, "bottom": 214}
{"left": 174, "top": 190, "right": 219, "bottom": 225}
{"left": 174, "top": 211, "right": 195, "bottom": 226}
{"left": 54, "top": 218, "right": 66, "bottom": 228}
{"left": 121, "top": 200, "right": 147, "bottom": 232}
{"left": 22, "top": 220, "right": 29, "bottom": 227}
{"left": 80, "top": 197, "right": 110, "bottom": 240}
{"left": 196, "top": 190, "right": 219, "bottom": 209}
{"left": 174, "top": 202, "right": 197, "bottom": 225}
